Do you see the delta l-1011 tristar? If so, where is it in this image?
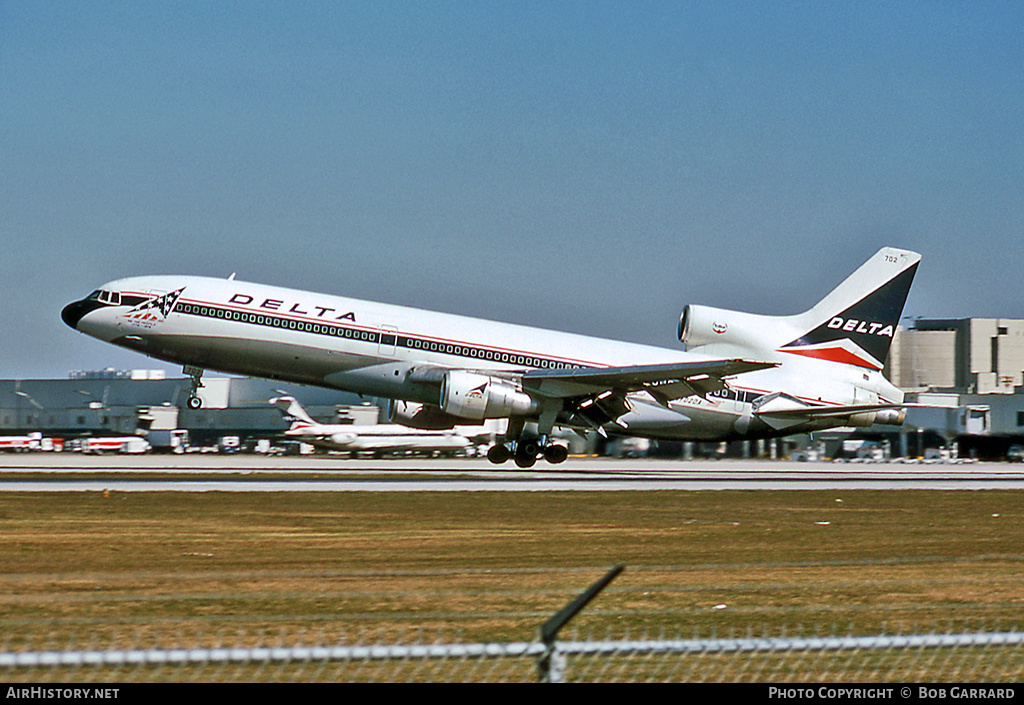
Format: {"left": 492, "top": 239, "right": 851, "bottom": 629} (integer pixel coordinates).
{"left": 63, "top": 247, "right": 920, "bottom": 468}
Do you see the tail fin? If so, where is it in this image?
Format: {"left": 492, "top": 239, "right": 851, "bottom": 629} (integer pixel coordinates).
{"left": 270, "top": 396, "right": 317, "bottom": 426}
{"left": 781, "top": 247, "right": 920, "bottom": 370}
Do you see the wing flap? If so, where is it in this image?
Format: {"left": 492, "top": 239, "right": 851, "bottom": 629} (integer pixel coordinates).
{"left": 522, "top": 359, "right": 777, "bottom": 400}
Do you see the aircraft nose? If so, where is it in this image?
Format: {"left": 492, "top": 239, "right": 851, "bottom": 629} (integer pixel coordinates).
{"left": 61, "top": 298, "right": 99, "bottom": 330}
{"left": 61, "top": 300, "right": 85, "bottom": 329}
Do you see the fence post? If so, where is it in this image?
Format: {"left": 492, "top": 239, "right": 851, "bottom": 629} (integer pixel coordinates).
{"left": 536, "top": 564, "right": 624, "bottom": 682}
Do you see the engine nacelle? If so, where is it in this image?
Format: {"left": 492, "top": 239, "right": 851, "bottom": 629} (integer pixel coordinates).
{"left": 847, "top": 408, "right": 906, "bottom": 428}
{"left": 678, "top": 304, "right": 784, "bottom": 351}
{"left": 327, "top": 432, "right": 357, "bottom": 446}
{"left": 440, "top": 370, "right": 538, "bottom": 421}
{"left": 388, "top": 400, "right": 466, "bottom": 430}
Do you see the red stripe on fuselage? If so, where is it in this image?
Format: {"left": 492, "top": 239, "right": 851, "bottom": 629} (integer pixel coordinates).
{"left": 779, "top": 346, "right": 882, "bottom": 370}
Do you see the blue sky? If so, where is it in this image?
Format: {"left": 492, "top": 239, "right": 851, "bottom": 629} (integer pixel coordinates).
{"left": 2, "top": 1, "right": 1022, "bottom": 378}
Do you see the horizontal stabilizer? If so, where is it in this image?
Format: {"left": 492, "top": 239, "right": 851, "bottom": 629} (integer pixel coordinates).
{"left": 752, "top": 391, "right": 914, "bottom": 430}
{"left": 757, "top": 402, "right": 906, "bottom": 419}
{"left": 269, "top": 395, "right": 318, "bottom": 427}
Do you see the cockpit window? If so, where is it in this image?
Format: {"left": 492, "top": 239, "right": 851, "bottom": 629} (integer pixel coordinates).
{"left": 91, "top": 290, "right": 122, "bottom": 306}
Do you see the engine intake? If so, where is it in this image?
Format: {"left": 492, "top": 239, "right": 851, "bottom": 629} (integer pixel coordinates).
{"left": 440, "top": 370, "right": 537, "bottom": 421}
{"left": 679, "top": 304, "right": 785, "bottom": 351}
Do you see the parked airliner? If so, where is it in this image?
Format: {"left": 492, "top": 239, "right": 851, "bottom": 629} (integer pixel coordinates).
{"left": 270, "top": 395, "right": 492, "bottom": 456}
{"left": 63, "top": 247, "right": 920, "bottom": 467}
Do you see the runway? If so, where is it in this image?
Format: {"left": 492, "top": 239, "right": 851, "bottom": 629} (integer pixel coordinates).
{"left": 3, "top": 454, "right": 1024, "bottom": 490}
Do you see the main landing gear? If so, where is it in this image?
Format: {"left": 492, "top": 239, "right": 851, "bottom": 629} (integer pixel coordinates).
{"left": 184, "top": 365, "right": 205, "bottom": 409}
{"left": 485, "top": 413, "right": 569, "bottom": 469}
{"left": 486, "top": 439, "right": 569, "bottom": 468}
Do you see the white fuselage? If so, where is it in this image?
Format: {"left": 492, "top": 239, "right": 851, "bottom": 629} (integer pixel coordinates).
{"left": 66, "top": 275, "right": 904, "bottom": 442}
{"left": 284, "top": 422, "right": 473, "bottom": 454}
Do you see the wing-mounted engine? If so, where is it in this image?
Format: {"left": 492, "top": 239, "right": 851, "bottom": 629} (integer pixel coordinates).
{"left": 439, "top": 370, "right": 538, "bottom": 421}
{"left": 678, "top": 305, "right": 796, "bottom": 353}
{"left": 387, "top": 399, "right": 467, "bottom": 430}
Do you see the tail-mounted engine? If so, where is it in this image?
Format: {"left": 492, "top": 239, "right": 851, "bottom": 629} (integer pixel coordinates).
{"left": 440, "top": 370, "right": 538, "bottom": 421}
{"left": 679, "top": 304, "right": 786, "bottom": 352}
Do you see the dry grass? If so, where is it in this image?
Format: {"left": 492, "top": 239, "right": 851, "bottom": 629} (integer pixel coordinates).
{"left": 1, "top": 490, "right": 1022, "bottom": 648}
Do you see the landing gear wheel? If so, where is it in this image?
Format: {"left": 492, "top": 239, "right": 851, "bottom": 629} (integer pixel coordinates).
{"left": 514, "top": 439, "right": 540, "bottom": 469}
{"left": 486, "top": 444, "right": 511, "bottom": 464}
{"left": 187, "top": 395, "right": 203, "bottom": 409}
{"left": 543, "top": 444, "right": 569, "bottom": 464}
{"left": 514, "top": 452, "right": 537, "bottom": 469}
{"left": 517, "top": 438, "right": 541, "bottom": 458}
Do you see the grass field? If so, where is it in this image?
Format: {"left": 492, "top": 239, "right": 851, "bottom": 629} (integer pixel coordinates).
{"left": 1, "top": 487, "right": 1022, "bottom": 653}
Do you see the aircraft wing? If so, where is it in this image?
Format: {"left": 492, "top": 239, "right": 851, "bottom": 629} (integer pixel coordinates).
{"left": 522, "top": 358, "right": 778, "bottom": 401}
{"left": 409, "top": 358, "right": 777, "bottom": 434}
{"left": 516, "top": 358, "right": 776, "bottom": 434}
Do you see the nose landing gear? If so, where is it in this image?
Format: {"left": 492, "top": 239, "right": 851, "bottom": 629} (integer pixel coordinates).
{"left": 184, "top": 365, "right": 205, "bottom": 409}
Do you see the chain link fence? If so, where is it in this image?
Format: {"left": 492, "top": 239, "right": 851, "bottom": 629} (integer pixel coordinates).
{"left": 2, "top": 625, "right": 1023, "bottom": 682}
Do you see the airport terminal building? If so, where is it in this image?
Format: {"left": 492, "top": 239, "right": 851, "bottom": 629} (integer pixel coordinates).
{"left": 888, "top": 318, "right": 1024, "bottom": 456}
{"left": 0, "top": 369, "right": 375, "bottom": 451}
{"left": 4, "top": 317, "right": 1024, "bottom": 458}
{"left": 890, "top": 318, "right": 1024, "bottom": 394}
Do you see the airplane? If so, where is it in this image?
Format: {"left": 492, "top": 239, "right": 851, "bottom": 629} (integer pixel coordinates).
{"left": 270, "top": 394, "right": 482, "bottom": 456}
{"left": 62, "top": 246, "right": 920, "bottom": 468}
